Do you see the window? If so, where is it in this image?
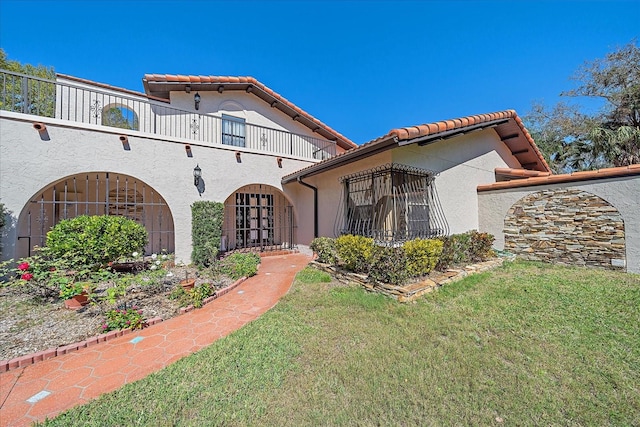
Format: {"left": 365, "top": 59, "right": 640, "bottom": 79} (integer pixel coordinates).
{"left": 222, "top": 114, "right": 246, "bottom": 147}
{"left": 336, "top": 164, "right": 448, "bottom": 242}
{"left": 102, "top": 105, "right": 139, "bottom": 130}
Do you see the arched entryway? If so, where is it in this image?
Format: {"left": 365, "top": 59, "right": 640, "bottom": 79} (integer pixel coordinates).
{"left": 16, "top": 172, "right": 174, "bottom": 258}
{"left": 504, "top": 188, "right": 626, "bottom": 269}
{"left": 222, "top": 184, "right": 294, "bottom": 252}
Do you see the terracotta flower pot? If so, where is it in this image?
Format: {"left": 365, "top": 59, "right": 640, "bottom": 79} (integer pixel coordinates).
{"left": 180, "top": 278, "right": 196, "bottom": 291}
{"left": 64, "top": 292, "right": 89, "bottom": 310}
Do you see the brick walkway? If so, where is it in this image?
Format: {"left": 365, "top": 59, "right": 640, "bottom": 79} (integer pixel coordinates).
{"left": 0, "top": 253, "right": 310, "bottom": 427}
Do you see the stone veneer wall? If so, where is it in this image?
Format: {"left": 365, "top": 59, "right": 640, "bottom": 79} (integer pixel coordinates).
{"left": 504, "top": 189, "right": 626, "bottom": 269}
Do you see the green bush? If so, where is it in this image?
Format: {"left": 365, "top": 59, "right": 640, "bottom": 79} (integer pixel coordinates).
{"left": 469, "top": 230, "right": 495, "bottom": 262}
{"left": 219, "top": 252, "right": 260, "bottom": 280}
{"left": 46, "top": 215, "right": 147, "bottom": 270}
{"left": 437, "top": 230, "right": 495, "bottom": 270}
{"left": 335, "top": 234, "right": 374, "bottom": 273}
{"left": 369, "top": 245, "right": 409, "bottom": 285}
{"left": 191, "top": 201, "right": 224, "bottom": 268}
{"left": 310, "top": 237, "right": 338, "bottom": 264}
{"left": 403, "top": 238, "right": 443, "bottom": 277}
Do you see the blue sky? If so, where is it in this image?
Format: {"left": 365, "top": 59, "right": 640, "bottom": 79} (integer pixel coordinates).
{"left": 1, "top": 0, "right": 638, "bottom": 144}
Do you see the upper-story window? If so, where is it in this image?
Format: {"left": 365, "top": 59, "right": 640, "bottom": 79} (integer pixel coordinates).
{"left": 222, "top": 114, "right": 246, "bottom": 147}
{"left": 102, "top": 105, "right": 139, "bottom": 130}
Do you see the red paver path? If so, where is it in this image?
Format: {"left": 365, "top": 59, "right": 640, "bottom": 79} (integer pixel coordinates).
{"left": 0, "top": 253, "right": 310, "bottom": 427}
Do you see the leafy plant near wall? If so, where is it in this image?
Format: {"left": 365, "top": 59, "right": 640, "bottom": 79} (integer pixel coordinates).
{"left": 0, "top": 202, "right": 6, "bottom": 232}
{"left": 436, "top": 230, "right": 495, "bottom": 271}
{"left": 369, "top": 245, "right": 409, "bottom": 285}
{"left": 309, "top": 237, "right": 338, "bottom": 264}
{"left": 0, "top": 202, "right": 6, "bottom": 255}
{"left": 46, "top": 215, "right": 148, "bottom": 270}
{"left": 335, "top": 234, "right": 374, "bottom": 273}
{"left": 403, "top": 238, "right": 444, "bottom": 276}
{"left": 191, "top": 201, "right": 224, "bottom": 268}
{"left": 217, "top": 252, "right": 261, "bottom": 280}
{"left": 310, "top": 231, "right": 492, "bottom": 284}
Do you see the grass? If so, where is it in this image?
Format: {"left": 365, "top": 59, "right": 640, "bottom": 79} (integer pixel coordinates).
{"left": 40, "top": 261, "right": 640, "bottom": 426}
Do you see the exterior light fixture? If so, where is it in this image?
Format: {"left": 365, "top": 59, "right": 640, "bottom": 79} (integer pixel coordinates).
{"left": 193, "top": 164, "right": 202, "bottom": 186}
{"left": 194, "top": 92, "right": 201, "bottom": 110}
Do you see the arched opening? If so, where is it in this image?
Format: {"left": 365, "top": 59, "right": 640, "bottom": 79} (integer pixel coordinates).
{"left": 222, "top": 184, "right": 294, "bottom": 252}
{"left": 16, "top": 172, "right": 174, "bottom": 258}
{"left": 102, "top": 103, "right": 139, "bottom": 130}
{"left": 504, "top": 188, "right": 626, "bottom": 269}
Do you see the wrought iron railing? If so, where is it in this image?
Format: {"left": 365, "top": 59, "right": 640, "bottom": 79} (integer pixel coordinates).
{"left": 0, "top": 69, "right": 336, "bottom": 160}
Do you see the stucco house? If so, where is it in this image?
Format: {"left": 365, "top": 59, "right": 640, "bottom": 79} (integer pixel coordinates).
{"left": 1, "top": 69, "right": 638, "bottom": 272}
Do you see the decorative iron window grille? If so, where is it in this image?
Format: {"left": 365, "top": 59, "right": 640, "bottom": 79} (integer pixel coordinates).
{"left": 335, "top": 163, "right": 449, "bottom": 243}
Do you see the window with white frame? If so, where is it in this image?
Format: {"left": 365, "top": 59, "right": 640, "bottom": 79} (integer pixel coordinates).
{"left": 221, "top": 114, "right": 246, "bottom": 147}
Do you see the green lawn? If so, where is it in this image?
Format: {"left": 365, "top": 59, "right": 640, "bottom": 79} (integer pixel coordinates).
{"left": 41, "top": 261, "right": 640, "bottom": 426}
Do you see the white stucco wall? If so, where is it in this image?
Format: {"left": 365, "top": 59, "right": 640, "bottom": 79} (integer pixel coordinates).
{"left": 391, "top": 129, "right": 521, "bottom": 234}
{"left": 477, "top": 175, "right": 640, "bottom": 273}
{"left": 0, "top": 114, "right": 313, "bottom": 263}
{"left": 286, "top": 128, "right": 521, "bottom": 245}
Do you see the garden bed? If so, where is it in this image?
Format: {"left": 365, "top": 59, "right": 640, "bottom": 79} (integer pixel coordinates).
{"left": 0, "top": 263, "right": 232, "bottom": 361}
{"left": 311, "top": 257, "right": 509, "bottom": 302}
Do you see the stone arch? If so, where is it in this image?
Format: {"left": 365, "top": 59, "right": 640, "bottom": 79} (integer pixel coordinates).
{"left": 16, "top": 172, "right": 174, "bottom": 258}
{"left": 221, "top": 184, "right": 295, "bottom": 252}
{"left": 504, "top": 188, "right": 625, "bottom": 269}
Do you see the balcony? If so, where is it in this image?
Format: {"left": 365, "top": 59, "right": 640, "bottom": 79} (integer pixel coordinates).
{"left": 0, "top": 69, "right": 337, "bottom": 161}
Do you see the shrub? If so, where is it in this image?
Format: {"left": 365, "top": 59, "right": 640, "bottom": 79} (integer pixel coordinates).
{"left": 102, "top": 307, "right": 145, "bottom": 331}
{"left": 404, "top": 238, "right": 443, "bottom": 277}
{"left": 310, "top": 237, "right": 338, "bottom": 264}
{"left": 46, "top": 215, "right": 147, "bottom": 270}
{"left": 191, "top": 201, "right": 224, "bottom": 268}
{"left": 436, "top": 230, "right": 495, "bottom": 270}
{"left": 469, "top": 230, "right": 495, "bottom": 262}
{"left": 369, "top": 245, "right": 409, "bottom": 285}
{"left": 335, "top": 234, "right": 374, "bottom": 273}
{"left": 218, "top": 252, "right": 260, "bottom": 280}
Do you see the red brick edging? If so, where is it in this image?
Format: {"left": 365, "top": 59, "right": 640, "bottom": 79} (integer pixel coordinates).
{"left": 0, "top": 276, "right": 248, "bottom": 373}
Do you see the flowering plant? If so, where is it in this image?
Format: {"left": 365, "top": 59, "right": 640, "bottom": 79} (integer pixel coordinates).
{"left": 0, "top": 248, "right": 72, "bottom": 299}
{"left": 59, "top": 281, "right": 94, "bottom": 300}
{"left": 103, "top": 307, "right": 145, "bottom": 331}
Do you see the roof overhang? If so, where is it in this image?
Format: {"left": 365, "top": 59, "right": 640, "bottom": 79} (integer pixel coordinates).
{"left": 142, "top": 74, "right": 357, "bottom": 151}
{"left": 282, "top": 110, "right": 551, "bottom": 185}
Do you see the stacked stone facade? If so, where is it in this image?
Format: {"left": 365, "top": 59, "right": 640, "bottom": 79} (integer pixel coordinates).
{"left": 504, "top": 189, "right": 626, "bottom": 269}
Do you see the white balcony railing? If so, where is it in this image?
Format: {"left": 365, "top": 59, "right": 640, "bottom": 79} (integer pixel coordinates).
{"left": 0, "top": 69, "right": 336, "bottom": 160}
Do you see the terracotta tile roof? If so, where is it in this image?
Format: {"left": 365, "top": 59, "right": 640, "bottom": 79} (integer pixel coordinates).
{"left": 389, "top": 110, "right": 550, "bottom": 172}
{"left": 494, "top": 167, "right": 552, "bottom": 181}
{"left": 142, "top": 74, "right": 357, "bottom": 150}
{"left": 477, "top": 164, "right": 640, "bottom": 191}
{"left": 282, "top": 109, "right": 550, "bottom": 184}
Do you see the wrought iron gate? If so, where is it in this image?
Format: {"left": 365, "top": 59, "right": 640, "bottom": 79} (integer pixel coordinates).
{"left": 223, "top": 184, "right": 294, "bottom": 252}
{"left": 16, "top": 172, "right": 174, "bottom": 257}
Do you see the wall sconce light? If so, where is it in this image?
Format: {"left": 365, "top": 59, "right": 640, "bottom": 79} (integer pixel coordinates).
{"left": 193, "top": 164, "right": 202, "bottom": 187}
{"left": 194, "top": 92, "right": 201, "bottom": 110}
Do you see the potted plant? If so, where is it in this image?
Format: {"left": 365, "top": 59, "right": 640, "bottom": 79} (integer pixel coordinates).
{"left": 180, "top": 270, "right": 196, "bottom": 291}
{"left": 60, "top": 282, "right": 94, "bottom": 310}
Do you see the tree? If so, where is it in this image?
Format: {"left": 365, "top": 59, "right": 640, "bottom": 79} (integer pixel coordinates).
{"left": 0, "top": 48, "right": 56, "bottom": 117}
{"left": 102, "top": 106, "right": 139, "bottom": 130}
{"left": 524, "top": 40, "right": 640, "bottom": 171}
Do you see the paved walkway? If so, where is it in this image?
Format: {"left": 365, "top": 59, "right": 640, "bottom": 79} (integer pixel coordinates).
{"left": 0, "top": 253, "right": 311, "bottom": 427}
